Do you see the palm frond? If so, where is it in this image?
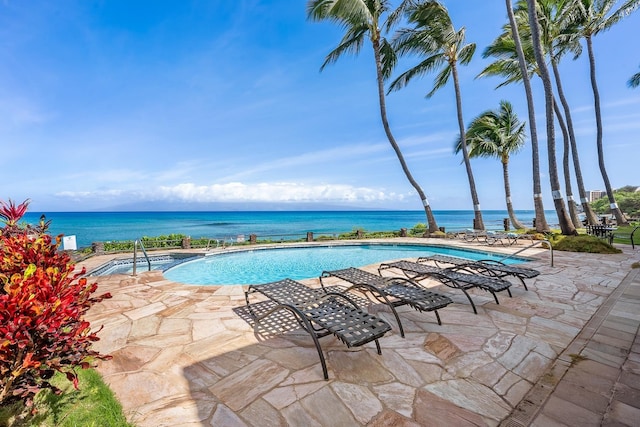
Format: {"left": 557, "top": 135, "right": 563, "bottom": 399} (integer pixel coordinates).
{"left": 320, "top": 23, "right": 368, "bottom": 70}
{"left": 387, "top": 53, "right": 444, "bottom": 92}
{"left": 378, "top": 38, "right": 398, "bottom": 80}
{"left": 458, "top": 42, "right": 476, "bottom": 65}
{"left": 597, "top": 0, "right": 640, "bottom": 33}
{"left": 427, "top": 64, "right": 451, "bottom": 98}
{"left": 477, "top": 59, "right": 528, "bottom": 88}
{"left": 392, "top": 27, "right": 439, "bottom": 56}
{"left": 629, "top": 68, "right": 640, "bottom": 88}
{"left": 385, "top": 0, "right": 418, "bottom": 31}
{"left": 307, "top": 0, "right": 376, "bottom": 25}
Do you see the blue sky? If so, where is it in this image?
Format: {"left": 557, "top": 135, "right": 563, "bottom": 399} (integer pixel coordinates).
{"left": 1, "top": 1, "right": 639, "bottom": 212}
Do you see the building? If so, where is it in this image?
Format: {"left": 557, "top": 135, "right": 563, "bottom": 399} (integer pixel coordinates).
{"left": 586, "top": 190, "right": 607, "bottom": 202}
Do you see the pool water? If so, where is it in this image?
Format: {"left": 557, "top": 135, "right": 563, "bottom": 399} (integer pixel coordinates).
{"left": 163, "top": 244, "right": 526, "bottom": 285}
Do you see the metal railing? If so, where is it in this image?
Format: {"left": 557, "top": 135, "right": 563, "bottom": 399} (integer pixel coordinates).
{"left": 132, "top": 239, "right": 151, "bottom": 276}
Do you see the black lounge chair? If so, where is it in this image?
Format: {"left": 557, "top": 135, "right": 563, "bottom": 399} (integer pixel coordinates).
{"left": 319, "top": 267, "right": 453, "bottom": 338}
{"left": 378, "top": 260, "right": 512, "bottom": 314}
{"left": 245, "top": 278, "right": 392, "bottom": 380}
{"left": 420, "top": 254, "right": 540, "bottom": 291}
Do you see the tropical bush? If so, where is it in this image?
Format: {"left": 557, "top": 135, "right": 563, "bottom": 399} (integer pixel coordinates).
{"left": 0, "top": 199, "right": 112, "bottom": 407}
{"left": 548, "top": 234, "right": 621, "bottom": 254}
{"left": 591, "top": 187, "right": 640, "bottom": 217}
{"left": 409, "top": 223, "right": 427, "bottom": 236}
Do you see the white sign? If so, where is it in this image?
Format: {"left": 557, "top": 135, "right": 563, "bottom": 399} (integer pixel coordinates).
{"left": 62, "top": 235, "right": 77, "bottom": 251}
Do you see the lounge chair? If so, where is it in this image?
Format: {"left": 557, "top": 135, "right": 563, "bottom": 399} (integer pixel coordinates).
{"left": 462, "top": 229, "right": 488, "bottom": 243}
{"left": 420, "top": 254, "right": 540, "bottom": 291}
{"left": 319, "top": 267, "right": 453, "bottom": 338}
{"left": 485, "top": 231, "right": 520, "bottom": 246}
{"left": 378, "top": 260, "right": 512, "bottom": 314}
{"left": 245, "top": 278, "right": 392, "bottom": 380}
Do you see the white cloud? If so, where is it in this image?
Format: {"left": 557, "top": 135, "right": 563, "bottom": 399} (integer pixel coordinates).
{"left": 55, "top": 181, "right": 410, "bottom": 204}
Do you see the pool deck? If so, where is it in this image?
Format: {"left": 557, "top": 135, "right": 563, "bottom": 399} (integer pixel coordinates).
{"left": 82, "top": 238, "right": 640, "bottom": 426}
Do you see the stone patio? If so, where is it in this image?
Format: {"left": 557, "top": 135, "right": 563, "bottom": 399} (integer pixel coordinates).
{"left": 81, "top": 238, "right": 639, "bottom": 426}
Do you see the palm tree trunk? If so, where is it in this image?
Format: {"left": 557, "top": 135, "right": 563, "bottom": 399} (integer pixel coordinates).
{"left": 502, "top": 155, "right": 525, "bottom": 229}
{"left": 505, "top": 0, "right": 548, "bottom": 232}
{"left": 586, "top": 35, "right": 628, "bottom": 226}
{"left": 551, "top": 60, "right": 599, "bottom": 225}
{"left": 451, "top": 63, "right": 484, "bottom": 230}
{"left": 554, "top": 98, "right": 583, "bottom": 228}
{"left": 372, "top": 36, "right": 439, "bottom": 233}
{"left": 526, "top": 0, "right": 575, "bottom": 235}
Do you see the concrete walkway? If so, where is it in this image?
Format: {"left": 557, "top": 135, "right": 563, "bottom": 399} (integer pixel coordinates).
{"left": 82, "top": 238, "right": 639, "bottom": 426}
{"left": 505, "top": 263, "right": 640, "bottom": 426}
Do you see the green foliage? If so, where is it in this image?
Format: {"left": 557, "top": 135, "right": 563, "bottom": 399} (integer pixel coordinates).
{"left": 103, "top": 234, "right": 187, "bottom": 252}
{"left": 0, "top": 200, "right": 111, "bottom": 407}
{"left": 590, "top": 188, "right": 640, "bottom": 217}
{"left": 548, "top": 234, "right": 621, "bottom": 254}
{"left": 0, "top": 369, "right": 134, "bottom": 427}
{"left": 336, "top": 228, "right": 399, "bottom": 240}
{"left": 410, "top": 223, "right": 427, "bottom": 235}
{"left": 611, "top": 225, "right": 640, "bottom": 246}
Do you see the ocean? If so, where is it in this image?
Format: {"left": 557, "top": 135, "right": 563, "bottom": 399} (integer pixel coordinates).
{"left": 21, "top": 210, "right": 559, "bottom": 249}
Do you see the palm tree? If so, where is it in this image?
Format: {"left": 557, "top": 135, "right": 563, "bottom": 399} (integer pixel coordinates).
{"left": 504, "top": 0, "right": 550, "bottom": 232}
{"left": 554, "top": 99, "right": 585, "bottom": 227}
{"left": 306, "top": 0, "right": 439, "bottom": 232}
{"left": 630, "top": 65, "right": 640, "bottom": 87}
{"left": 574, "top": 0, "right": 639, "bottom": 226}
{"left": 530, "top": 0, "right": 601, "bottom": 226}
{"left": 482, "top": 2, "right": 598, "bottom": 228}
{"left": 525, "top": 0, "right": 576, "bottom": 235}
{"left": 455, "top": 101, "right": 527, "bottom": 229}
{"left": 388, "top": 0, "right": 485, "bottom": 230}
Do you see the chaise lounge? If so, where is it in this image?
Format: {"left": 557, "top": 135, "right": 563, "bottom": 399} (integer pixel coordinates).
{"left": 319, "top": 267, "right": 453, "bottom": 338}
{"left": 420, "top": 254, "right": 540, "bottom": 291}
{"left": 378, "top": 260, "right": 512, "bottom": 314}
{"left": 484, "top": 231, "right": 520, "bottom": 246}
{"left": 461, "top": 229, "right": 488, "bottom": 243}
{"left": 245, "top": 278, "right": 392, "bottom": 380}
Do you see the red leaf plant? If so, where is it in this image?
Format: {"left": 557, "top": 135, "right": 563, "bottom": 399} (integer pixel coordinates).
{"left": 0, "top": 199, "right": 112, "bottom": 406}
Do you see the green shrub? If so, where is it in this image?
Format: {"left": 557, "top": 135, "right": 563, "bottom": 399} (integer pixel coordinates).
{"left": 549, "top": 234, "right": 622, "bottom": 253}
{"left": 410, "top": 223, "right": 427, "bottom": 234}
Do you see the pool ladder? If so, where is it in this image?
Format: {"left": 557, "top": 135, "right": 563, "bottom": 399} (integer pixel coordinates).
{"left": 132, "top": 239, "right": 151, "bottom": 276}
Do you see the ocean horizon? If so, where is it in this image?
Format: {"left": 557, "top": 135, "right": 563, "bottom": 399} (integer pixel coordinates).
{"left": 21, "top": 210, "right": 560, "bottom": 248}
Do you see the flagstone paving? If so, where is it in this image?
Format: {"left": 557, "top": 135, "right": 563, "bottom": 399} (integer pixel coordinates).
{"left": 82, "top": 238, "right": 640, "bottom": 426}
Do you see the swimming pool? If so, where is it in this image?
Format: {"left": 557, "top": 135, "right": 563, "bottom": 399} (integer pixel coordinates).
{"left": 163, "top": 243, "right": 527, "bottom": 285}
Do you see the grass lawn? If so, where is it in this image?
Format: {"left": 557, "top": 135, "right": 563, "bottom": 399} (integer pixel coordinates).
{"left": 0, "top": 368, "right": 134, "bottom": 427}
{"left": 611, "top": 225, "right": 640, "bottom": 247}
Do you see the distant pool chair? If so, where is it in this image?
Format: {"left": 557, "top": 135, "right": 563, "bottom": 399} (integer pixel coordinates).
{"left": 462, "top": 229, "right": 488, "bottom": 243}
{"left": 419, "top": 254, "right": 540, "bottom": 291}
{"left": 378, "top": 260, "right": 512, "bottom": 314}
{"left": 484, "top": 231, "right": 520, "bottom": 246}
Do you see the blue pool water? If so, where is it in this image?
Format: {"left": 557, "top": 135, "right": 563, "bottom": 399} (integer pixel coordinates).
{"left": 162, "top": 243, "right": 527, "bottom": 285}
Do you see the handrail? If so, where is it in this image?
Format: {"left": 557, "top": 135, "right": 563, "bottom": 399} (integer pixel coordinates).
{"left": 132, "top": 239, "right": 152, "bottom": 276}
{"left": 499, "top": 238, "right": 554, "bottom": 267}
